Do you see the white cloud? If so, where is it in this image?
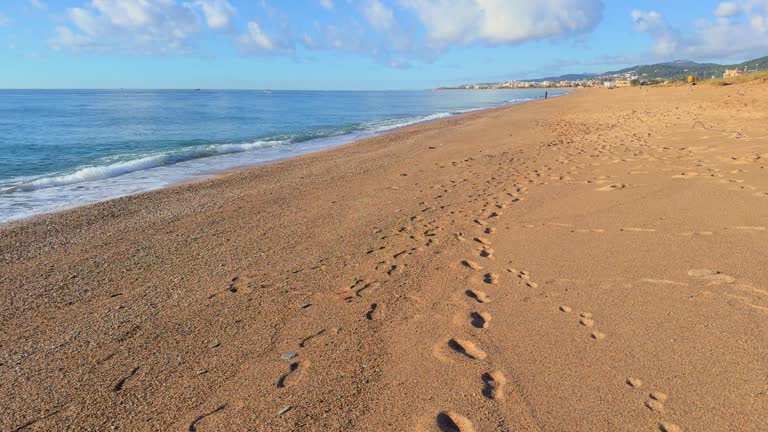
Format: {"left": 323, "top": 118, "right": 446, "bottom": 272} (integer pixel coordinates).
{"left": 364, "top": 0, "right": 395, "bottom": 31}
{"left": 238, "top": 21, "right": 275, "bottom": 50}
{"left": 51, "top": 0, "right": 201, "bottom": 51}
{"left": 316, "top": 21, "right": 370, "bottom": 52}
{"left": 714, "top": 2, "right": 741, "bottom": 17}
{"left": 29, "top": 0, "right": 48, "bottom": 11}
{"left": 398, "top": 0, "right": 604, "bottom": 46}
{"left": 0, "top": 13, "right": 9, "bottom": 27}
{"left": 631, "top": 10, "right": 679, "bottom": 57}
{"left": 43, "top": 0, "right": 607, "bottom": 66}
{"left": 51, "top": 26, "right": 90, "bottom": 48}
{"left": 195, "top": 0, "right": 236, "bottom": 30}
{"left": 633, "top": 3, "right": 768, "bottom": 61}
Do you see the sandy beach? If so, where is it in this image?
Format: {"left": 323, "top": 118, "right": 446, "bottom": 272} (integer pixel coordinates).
{"left": 2, "top": 83, "right": 767, "bottom": 431}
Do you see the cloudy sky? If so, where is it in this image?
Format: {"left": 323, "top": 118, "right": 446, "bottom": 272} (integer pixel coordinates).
{"left": 1, "top": 0, "right": 768, "bottom": 89}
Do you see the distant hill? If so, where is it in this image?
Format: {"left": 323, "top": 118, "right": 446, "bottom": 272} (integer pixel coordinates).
{"left": 523, "top": 56, "right": 768, "bottom": 82}
{"left": 526, "top": 73, "right": 597, "bottom": 82}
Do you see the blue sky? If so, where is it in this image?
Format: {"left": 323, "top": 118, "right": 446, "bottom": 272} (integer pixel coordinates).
{"left": 1, "top": 0, "right": 767, "bottom": 89}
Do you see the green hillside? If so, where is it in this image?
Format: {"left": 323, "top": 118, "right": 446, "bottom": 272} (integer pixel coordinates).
{"left": 528, "top": 55, "right": 768, "bottom": 82}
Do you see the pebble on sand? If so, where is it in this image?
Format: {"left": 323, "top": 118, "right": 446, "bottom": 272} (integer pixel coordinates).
{"left": 277, "top": 406, "right": 292, "bottom": 415}
{"left": 281, "top": 352, "right": 298, "bottom": 360}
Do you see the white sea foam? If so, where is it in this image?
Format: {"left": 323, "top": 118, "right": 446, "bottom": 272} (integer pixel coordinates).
{"left": 4, "top": 140, "right": 284, "bottom": 193}
{"left": 367, "top": 112, "right": 453, "bottom": 132}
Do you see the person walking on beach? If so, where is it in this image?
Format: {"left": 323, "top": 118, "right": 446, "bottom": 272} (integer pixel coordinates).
{"left": 545, "top": 91, "right": 548, "bottom": 99}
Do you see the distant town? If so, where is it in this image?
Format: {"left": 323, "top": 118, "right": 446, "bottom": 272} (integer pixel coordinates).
{"left": 444, "top": 70, "right": 641, "bottom": 90}
{"left": 439, "top": 56, "right": 767, "bottom": 90}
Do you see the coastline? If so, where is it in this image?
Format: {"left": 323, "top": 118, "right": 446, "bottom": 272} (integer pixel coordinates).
{"left": 2, "top": 84, "right": 766, "bottom": 431}
{"left": 0, "top": 89, "right": 562, "bottom": 225}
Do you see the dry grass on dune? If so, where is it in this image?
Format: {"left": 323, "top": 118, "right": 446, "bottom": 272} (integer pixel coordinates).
{"left": 708, "top": 70, "right": 768, "bottom": 86}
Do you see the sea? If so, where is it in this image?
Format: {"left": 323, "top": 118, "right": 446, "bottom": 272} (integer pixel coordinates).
{"left": 0, "top": 89, "right": 566, "bottom": 223}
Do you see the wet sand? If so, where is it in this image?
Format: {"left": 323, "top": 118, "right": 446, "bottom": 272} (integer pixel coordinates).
{"left": 2, "top": 83, "right": 767, "bottom": 431}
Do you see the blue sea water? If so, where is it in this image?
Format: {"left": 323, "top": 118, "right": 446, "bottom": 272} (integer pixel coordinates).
{"left": 0, "top": 89, "right": 565, "bottom": 223}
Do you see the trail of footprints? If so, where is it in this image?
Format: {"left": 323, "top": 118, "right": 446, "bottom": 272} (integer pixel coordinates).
{"left": 181, "top": 102, "right": 754, "bottom": 430}
{"left": 626, "top": 377, "right": 681, "bottom": 432}
{"left": 429, "top": 189, "right": 527, "bottom": 431}
{"left": 430, "top": 174, "right": 692, "bottom": 431}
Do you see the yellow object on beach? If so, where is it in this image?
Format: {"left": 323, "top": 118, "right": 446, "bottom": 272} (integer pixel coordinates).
{"left": 687, "top": 75, "right": 696, "bottom": 83}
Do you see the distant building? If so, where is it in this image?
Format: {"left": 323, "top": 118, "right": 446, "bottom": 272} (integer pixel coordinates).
{"left": 603, "top": 81, "right": 616, "bottom": 89}
{"left": 615, "top": 80, "right": 632, "bottom": 88}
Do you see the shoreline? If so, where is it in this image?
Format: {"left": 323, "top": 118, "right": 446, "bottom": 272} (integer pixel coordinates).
{"left": 0, "top": 90, "right": 564, "bottom": 226}
{"left": 2, "top": 84, "right": 766, "bottom": 431}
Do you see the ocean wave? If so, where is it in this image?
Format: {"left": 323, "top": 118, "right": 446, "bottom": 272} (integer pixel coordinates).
{"left": 365, "top": 112, "right": 453, "bottom": 133}
{"left": 2, "top": 139, "right": 285, "bottom": 193}
{"left": 1, "top": 95, "right": 549, "bottom": 196}
{"left": 506, "top": 97, "right": 535, "bottom": 103}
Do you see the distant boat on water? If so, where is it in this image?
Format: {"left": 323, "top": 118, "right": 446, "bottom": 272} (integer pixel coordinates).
{"left": 264, "top": 89, "right": 272, "bottom": 94}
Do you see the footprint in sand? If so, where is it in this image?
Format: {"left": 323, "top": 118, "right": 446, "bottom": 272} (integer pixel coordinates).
{"left": 336, "top": 288, "right": 356, "bottom": 301}
{"left": 470, "top": 312, "right": 491, "bottom": 329}
{"left": 299, "top": 328, "right": 338, "bottom": 348}
{"left": 626, "top": 377, "right": 643, "bottom": 389}
{"left": 447, "top": 339, "right": 487, "bottom": 360}
{"left": 559, "top": 305, "right": 573, "bottom": 313}
{"left": 659, "top": 422, "right": 682, "bottom": 432}
{"left": 578, "top": 312, "right": 594, "bottom": 326}
{"left": 482, "top": 371, "right": 507, "bottom": 400}
{"left": 188, "top": 406, "right": 226, "bottom": 432}
{"left": 277, "top": 361, "right": 310, "bottom": 388}
{"left": 436, "top": 412, "right": 476, "bottom": 432}
{"left": 462, "top": 260, "right": 483, "bottom": 271}
{"left": 510, "top": 269, "right": 531, "bottom": 281}
{"left": 478, "top": 245, "right": 494, "bottom": 258}
{"left": 485, "top": 227, "right": 496, "bottom": 234}
{"left": 590, "top": 331, "right": 606, "bottom": 340}
{"left": 466, "top": 290, "right": 491, "bottom": 304}
{"left": 645, "top": 398, "right": 666, "bottom": 413}
{"left": 484, "top": 273, "right": 499, "bottom": 284}
{"left": 366, "top": 303, "right": 381, "bottom": 320}
{"left": 375, "top": 261, "right": 400, "bottom": 276}
{"left": 474, "top": 237, "right": 491, "bottom": 245}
